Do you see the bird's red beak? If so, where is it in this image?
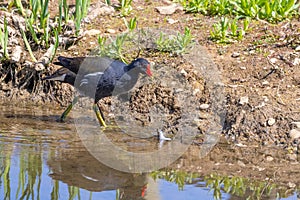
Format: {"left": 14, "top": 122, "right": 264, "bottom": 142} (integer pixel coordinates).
{"left": 146, "top": 64, "right": 152, "bottom": 76}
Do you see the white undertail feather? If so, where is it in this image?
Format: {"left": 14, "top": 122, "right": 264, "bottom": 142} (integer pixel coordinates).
{"left": 47, "top": 74, "right": 66, "bottom": 81}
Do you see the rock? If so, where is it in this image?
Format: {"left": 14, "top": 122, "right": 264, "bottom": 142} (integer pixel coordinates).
{"left": 293, "top": 58, "right": 300, "bottom": 65}
{"left": 83, "top": 29, "right": 101, "bottom": 36}
{"left": 155, "top": 3, "right": 183, "bottom": 15}
{"left": 200, "top": 104, "right": 210, "bottom": 110}
{"left": 239, "top": 96, "right": 249, "bottom": 105}
{"left": 180, "top": 69, "right": 187, "bottom": 76}
{"left": 290, "top": 129, "right": 300, "bottom": 140}
{"left": 237, "top": 160, "right": 246, "bottom": 167}
{"left": 288, "top": 182, "right": 296, "bottom": 188}
{"left": 11, "top": 46, "right": 22, "bottom": 63}
{"left": 262, "top": 80, "right": 269, "bottom": 86}
{"left": 265, "top": 155, "right": 274, "bottom": 162}
{"left": 295, "top": 46, "right": 300, "bottom": 51}
{"left": 167, "top": 18, "right": 178, "bottom": 24}
{"left": 231, "top": 52, "right": 240, "bottom": 58}
{"left": 106, "top": 28, "right": 116, "bottom": 34}
{"left": 269, "top": 57, "right": 278, "bottom": 64}
{"left": 291, "top": 122, "right": 300, "bottom": 129}
{"left": 267, "top": 118, "right": 276, "bottom": 126}
{"left": 240, "top": 66, "right": 246, "bottom": 70}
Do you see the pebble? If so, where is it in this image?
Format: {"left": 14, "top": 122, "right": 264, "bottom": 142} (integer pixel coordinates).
{"left": 231, "top": 52, "right": 240, "bottom": 58}
{"left": 239, "top": 96, "right": 249, "bottom": 105}
{"left": 11, "top": 45, "right": 22, "bottom": 63}
{"left": 267, "top": 118, "right": 276, "bottom": 126}
{"left": 295, "top": 46, "right": 300, "bottom": 51}
{"left": 265, "top": 155, "right": 274, "bottom": 162}
{"left": 262, "top": 80, "right": 269, "bottom": 86}
{"left": 237, "top": 160, "right": 246, "bottom": 167}
{"left": 291, "top": 121, "right": 300, "bottom": 129}
{"left": 84, "top": 29, "right": 101, "bottom": 36}
{"left": 167, "top": 18, "right": 178, "bottom": 24}
{"left": 288, "top": 182, "right": 296, "bottom": 188}
{"left": 240, "top": 66, "right": 246, "bottom": 70}
{"left": 180, "top": 69, "right": 187, "bottom": 76}
{"left": 269, "top": 57, "right": 278, "bottom": 64}
{"left": 293, "top": 58, "right": 300, "bottom": 65}
{"left": 290, "top": 129, "right": 300, "bottom": 140}
{"left": 106, "top": 28, "right": 116, "bottom": 34}
{"left": 155, "top": 4, "right": 183, "bottom": 15}
{"left": 200, "top": 103, "right": 210, "bottom": 110}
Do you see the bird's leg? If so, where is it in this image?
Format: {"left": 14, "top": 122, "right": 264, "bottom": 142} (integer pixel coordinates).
{"left": 58, "top": 96, "right": 79, "bottom": 122}
{"left": 92, "top": 104, "right": 107, "bottom": 127}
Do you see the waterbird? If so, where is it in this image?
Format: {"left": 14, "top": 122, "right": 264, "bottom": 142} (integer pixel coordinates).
{"left": 43, "top": 56, "right": 152, "bottom": 127}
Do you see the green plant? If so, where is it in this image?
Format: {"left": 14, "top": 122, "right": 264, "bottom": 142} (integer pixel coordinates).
{"left": 117, "top": 0, "right": 133, "bottom": 16}
{"left": 210, "top": 17, "right": 250, "bottom": 43}
{"left": 21, "top": 29, "right": 37, "bottom": 62}
{"left": 98, "top": 34, "right": 128, "bottom": 63}
{"left": 0, "top": 18, "right": 10, "bottom": 60}
{"left": 155, "top": 27, "right": 194, "bottom": 54}
{"left": 75, "top": 0, "right": 91, "bottom": 36}
{"left": 123, "top": 17, "right": 137, "bottom": 32}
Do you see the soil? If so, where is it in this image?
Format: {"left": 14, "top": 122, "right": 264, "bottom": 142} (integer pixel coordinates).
{"left": 0, "top": 0, "right": 300, "bottom": 189}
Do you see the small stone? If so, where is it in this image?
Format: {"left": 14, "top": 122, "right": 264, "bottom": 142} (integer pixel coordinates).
{"left": 231, "top": 52, "right": 240, "bottom": 58}
{"left": 291, "top": 122, "right": 300, "bottom": 129}
{"left": 293, "top": 58, "right": 300, "bottom": 65}
{"left": 167, "top": 18, "right": 178, "bottom": 24}
{"left": 262, "top": 80, "right": 269, "bottom": 85}
{"left": 288, "top": 182, "right": 296, "bottom": 188}
{"left": 239, "top": 96, "right": 249, "bottom": 105}
{"left": 290, "top": 129, "right": 300, "bottom": 140}
{"left": 155, "top": 4, "right": 183, "bottom": 15}
{"left": 287, "top": 153, "right": 297, "bottom": 161}
{"left": 11, "top": 46, "right": 22, "bottom": 63}
{"left": 106, "top": 28, "right": 116, "bottom": 34}
{"left": 267, "top": 118, "right": 276, "bottom": 126}
{"left": 200, "top": 104, "right": 210, "bottom": 110}
{"left": 84, "top": 29, "right": 101, "bottom": 36}
{"left": 180, "top": 69, "right": 187, "bottom": 76}
{"left": 295, "top": 46, "right": 300, "bottom": 51}
{"left": 240, "top": 66, "right": 246, "bottom": 70}
{"left": 199, "top": 112, "right": 208, "bottom": 119}
{"left": 262, "top": 96, "right": 269, "bottom": 102}
{"left": 269, "top": 57, "right": 278, "bottom": 64}
{"left": 237, "top": 160, "right": 246, "bottom": 167}
{"left": 265, "top": 155, "right": 274, "bottom": 162}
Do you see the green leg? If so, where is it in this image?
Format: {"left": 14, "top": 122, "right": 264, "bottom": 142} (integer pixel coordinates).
{"left": 58, "top": 96, "right": 79, "bottom": 122}
{"left": 92, "top": 104, "right": 107, "bottom": 127}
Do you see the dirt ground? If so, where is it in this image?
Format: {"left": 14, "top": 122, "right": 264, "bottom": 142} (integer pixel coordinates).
{"left": 0, "top": 0, "right": 300, "bottom": 189}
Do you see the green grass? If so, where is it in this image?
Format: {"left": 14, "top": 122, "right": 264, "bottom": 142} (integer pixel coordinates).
{"left": 180, "top": 0, "right": 299, "bottom": 22}
{"left": 117, "top": 0, "right": 133, "bottom": 16}
{"left": 0, "top": 18, "right": 10, "bottom": 60}
{"left": 155, "top": 27, "right": 194, "bottom": 54}
{"left": 180, "top": 0, "right": 299, "bottom": 43}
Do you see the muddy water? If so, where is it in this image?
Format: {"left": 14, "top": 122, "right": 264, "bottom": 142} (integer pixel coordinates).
{"left": 0, "top": 104, "right": 298, "bottom": 200}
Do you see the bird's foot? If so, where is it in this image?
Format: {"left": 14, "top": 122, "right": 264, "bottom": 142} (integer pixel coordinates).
{"left": 158, "top": 130, "right": 171, "bottom": 141}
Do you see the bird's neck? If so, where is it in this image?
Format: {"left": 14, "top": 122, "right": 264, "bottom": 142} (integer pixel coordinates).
{"left": 124, "top": 63, "right": 135, "bottom": 73}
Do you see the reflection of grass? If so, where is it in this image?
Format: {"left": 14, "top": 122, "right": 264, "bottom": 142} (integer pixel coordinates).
{"left": 205, "top": 173, "right": 277, "bottom": 200}
{"left": 150, "top": 170, "right": 198, "bottom": 190}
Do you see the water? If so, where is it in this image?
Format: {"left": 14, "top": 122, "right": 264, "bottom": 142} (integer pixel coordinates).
{"left": 0, "top": 104, "right": 298, "bottom": 200}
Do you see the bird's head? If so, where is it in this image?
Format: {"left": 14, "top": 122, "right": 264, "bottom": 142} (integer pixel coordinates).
{"left": 131, "top": 58, "right": 152, "bottom": 77}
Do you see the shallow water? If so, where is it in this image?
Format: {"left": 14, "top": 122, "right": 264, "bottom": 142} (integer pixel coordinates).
{"left": 0, "top": 104, "right": 298, "bottom": 200}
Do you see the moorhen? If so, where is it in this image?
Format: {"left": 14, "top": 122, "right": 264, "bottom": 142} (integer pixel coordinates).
{"left": 43, "top": 56, "right": 152, "bottom": 127}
